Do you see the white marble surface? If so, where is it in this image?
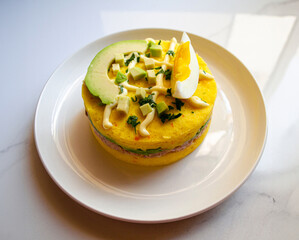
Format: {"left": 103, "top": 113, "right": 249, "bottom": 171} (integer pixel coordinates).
{"left": 1, "top": 0, "right": 299, "bottom": 239}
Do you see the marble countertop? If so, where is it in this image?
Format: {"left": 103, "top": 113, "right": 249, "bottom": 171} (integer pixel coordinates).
{"left": 1, "top": 0, "right": 299, "bottom": 239}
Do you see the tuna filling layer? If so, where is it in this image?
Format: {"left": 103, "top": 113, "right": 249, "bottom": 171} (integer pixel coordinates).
{"left": 87, "top": 113, "right": 210, "bottom": 158}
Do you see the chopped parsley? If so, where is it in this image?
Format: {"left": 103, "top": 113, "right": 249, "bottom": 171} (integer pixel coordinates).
{"left": 158, "top": 40, "right": 161, "bottom": 45}
{"left": 125, "top": 53, "right": 135, "bottom": 66}
{"left": 191, "top": 111, "right": 194, "bottom": 114}
{"left": 165, "top": 69, "right": 172, "bottom": 80}
{"left": 168, "top": 105, "right": 174, "bottom": 110}
{"left": 119, "top": 84, "right": 124, "bottom": 94}
{"left": 126, "top": 69, "right": 128, "bottom": 73}
{"left": 137, "top": 56, "right": 140, "bottom": 63}
{"left": 131, "top": 96, "right": 137, "bottom": 102}
{"left": 166, "top": 50, "right": 175, "bottom": 57}
{"left": 127, "top": 115, "right": 140, "bottom": 134}
{"left": 166, "top": 88, "right": 172, "bottom": 97}
{"left": 159, "top": 113, "right": 182, "bottom": 123}
{"left": 145, "top": 53, "right": 150, "bottom": 57}
{"left": 156, "top": 68, "right": 164, "bottom": 76}
{"left": 172, "top": 98, "right": 185, "bottom": 110}
{"left": 138, "top": 93, "right": 156, "bottom": 107}
{"left": 154, "top": 67, "right": 171, "bottom": 79}
{"left": 203, "top": 70, "right": 206, "bottom": 74}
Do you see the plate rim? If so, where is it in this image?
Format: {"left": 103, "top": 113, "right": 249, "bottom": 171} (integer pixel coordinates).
{"left": 34, "top": 27, "right": 267, "bottom": 223}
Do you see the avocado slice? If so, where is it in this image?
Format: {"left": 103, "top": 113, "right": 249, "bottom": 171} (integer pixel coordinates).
{"left": 150, "top": 45, "right": 162, "bottom": 57}
{"left": 117, "top": 96, "right": 130, "bottom": 114}
{"left": 85, "top": 40, "right": 148, "bottom": 104}
{"left": 140, "top": 103, "right": 153, "bottom": 116}
{"left": 156, "top": 101, "right": 169, "bottom": 115}
{"left": 130, "top": 67, "right": 147, "bottom": 81}
{"left": 147, "top": 70, "right": 156, "bottom": 84}
{"left": 136, "top": 88, "right": 146, "bottom": 99}
{"left": 115, "top": 71, "right": 127, "bottom": 84}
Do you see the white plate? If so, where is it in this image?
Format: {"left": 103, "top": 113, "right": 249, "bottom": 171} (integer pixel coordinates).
{"left": 34, "top": 28, "right": 267, "bottom": 223}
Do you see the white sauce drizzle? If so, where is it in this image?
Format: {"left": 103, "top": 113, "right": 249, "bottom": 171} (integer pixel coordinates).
{"left": 199, "top": 70, "right": 214, "bottom": 79}
{"left": 103, "top": 101, "right": 118, "bottom": 129}
{"left": 139, "top": 37, "right": 177, "bottom": 136}
{"left": 102, "top": 57, "right": 135, "bottom": 129}
{"left": 188, "top": 96, "right": 209, "bottom": 107}
{"left": 140, "top": 55, "right": 173, "bottom": 68}
{"left": 145, "top": 38, "right": 156, "bottom": 43}
{"left": 122, "top": 81, "right": 138, "bottom": 91}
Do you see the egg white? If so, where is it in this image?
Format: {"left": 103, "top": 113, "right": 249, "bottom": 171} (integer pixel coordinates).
{"left": 172, "top": 32, "right": 200, "bottom": 99}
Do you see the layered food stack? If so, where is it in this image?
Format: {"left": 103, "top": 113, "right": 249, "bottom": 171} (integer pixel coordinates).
{"left": 82, "top": 32, "right": 217, "bottom": 166}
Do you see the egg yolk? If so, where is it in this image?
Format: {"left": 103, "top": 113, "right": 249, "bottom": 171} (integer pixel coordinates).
{"left": 171, "top": 41, "right": 191, "bottom": 90}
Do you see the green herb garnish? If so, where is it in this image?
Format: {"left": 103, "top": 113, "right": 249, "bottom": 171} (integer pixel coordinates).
{"left": 159, "top": 113, "right": 182, "bottom": 123}
{"left": 172, "top": 98, "right": 184, "bottom": 110}
{"left": 156, "top": 68, "right": 164, "bottom": 76}
{"left": 119, "top": 84, "right": 124, "bottom": 94}
{"left": 191, "top": 111, "right": 194, "bottom": 114}
{"left": 138, "top": 93, "right": 156, "bottom": 107}
{"left": 166, "top": 88, "right": 172, "bottom": 97}
{"left": 126, "top": 69, "right": 128, "bottom": 73}
{"left": 125, "top": 53, "right": 135, "bottom": 66}
{"left": 203, "top": 70, "right": 206, "bottom": 74}
{"left": 158, "top": 40, "right": 161, "bottom": 45}
{"left": 124, "top": 147, "right": 163, "bottom": 155}
{"left": 166, "top": 50, "right": 175, "bottom": 57}
{"left": 165, "top": 69, "right": 172, "bottom": 80}
{"left": 137, "top": 56, "right": 140, "bottom": 63}
{"left": 168, "top": 105, "right": 174, "bottom": 110}
{"left": 127, "top": 115, "right": 140, "bottom": 134}
{"left": 146, "top": 53, "right": 150, "bottom": 57}
{"left": 131, "top": 96, "right": 138, "bottom": 102}
{"left": 200, "top": 120, "right": 209, "bottom": 132}
{"left": 154, "top": 66, "right": 162, "bottom": 70}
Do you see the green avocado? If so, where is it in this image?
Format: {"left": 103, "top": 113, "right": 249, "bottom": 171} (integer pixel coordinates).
{"left": 156, "top": 101, "right": 169, "bottom": 115}
{"left": 150, "top": 45, "right": 162, "bottom": 57}
{"left": 85, "top": 40, "right": 148, "bottom": 104}
{"left": 130, "top": 67, "right": 147, "bottom": 81}
{"left": 115, "top": 71, "right": 127, "bottom": 84}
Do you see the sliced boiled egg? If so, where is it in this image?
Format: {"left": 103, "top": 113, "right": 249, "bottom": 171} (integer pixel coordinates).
{"left": 171, "top": 32, "right": 200, "bottom": 99}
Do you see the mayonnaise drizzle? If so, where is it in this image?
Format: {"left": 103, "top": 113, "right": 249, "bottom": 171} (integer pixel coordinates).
{"left": 139, "top": 37, "right": 177, "bottom": 136}
{"left": 199, "top": 70, "right": 214, "bottom": 79}
{"left": 140, "top": 55, "right": 173, "bottom": 68}
{"left": 188, "top": 96, "right": 209, "bottom": 107}
{"left": 102, "top": 57, "right": 135, "bottom": 129}
{"left": 103, "top": 101, "right": 118, "bottom": 129}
